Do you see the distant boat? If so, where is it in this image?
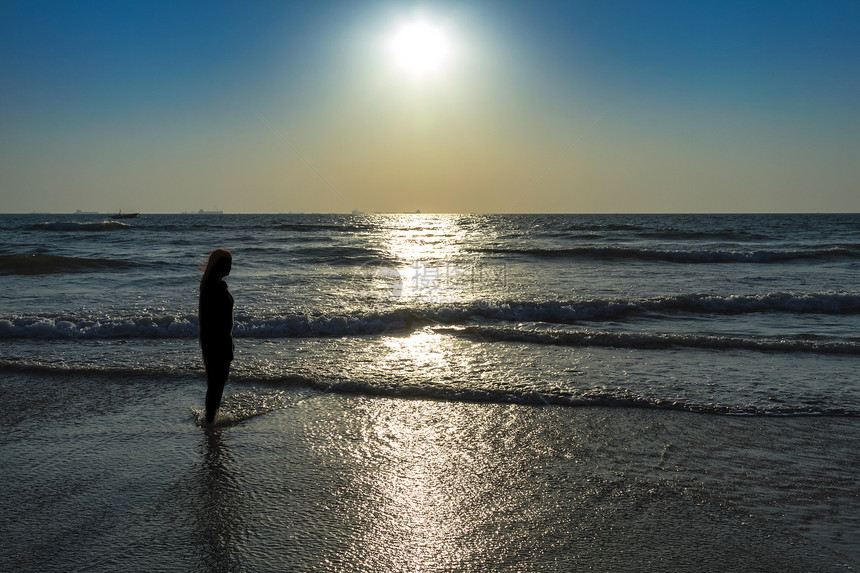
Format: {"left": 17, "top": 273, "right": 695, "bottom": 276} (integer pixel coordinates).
{"left": 197, "top": 208, "right": 223, "bottom": 214}
{"left": 111, "top": 211, "right": 138, "bottom": 219}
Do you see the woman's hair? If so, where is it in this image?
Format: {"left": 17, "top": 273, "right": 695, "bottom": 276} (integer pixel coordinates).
{"left": 201, "top": 249, "right": 232, "bottom": 287}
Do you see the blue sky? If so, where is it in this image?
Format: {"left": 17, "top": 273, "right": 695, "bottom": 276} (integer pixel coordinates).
{"left": 1, "top": 0, "right": 858, "bottom": 213}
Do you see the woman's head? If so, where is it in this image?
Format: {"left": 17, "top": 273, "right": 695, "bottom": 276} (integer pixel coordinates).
{"left": 201, "top": 249, "right": 232, "bottom": 286}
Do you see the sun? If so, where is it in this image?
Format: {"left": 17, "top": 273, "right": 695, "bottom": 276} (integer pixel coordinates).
{"left": 388, "top": 19, "right": 452, "bottom": 76}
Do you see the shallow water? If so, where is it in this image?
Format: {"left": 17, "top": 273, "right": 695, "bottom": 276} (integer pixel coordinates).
{"left": 1, "top": 372, "right": 857, "bottom": 572}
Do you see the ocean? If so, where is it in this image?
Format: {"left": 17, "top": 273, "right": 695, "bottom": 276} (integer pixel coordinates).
{"left": 1, "top": 213, "right": 858, "bottom": 571}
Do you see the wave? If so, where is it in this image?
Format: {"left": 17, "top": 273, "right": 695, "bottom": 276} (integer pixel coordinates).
{"left": 634, "top": 228, "right": 771, "bottom": 241}
{"left": 0, "top": 253, "right": 143, "bottom": 275}
{"left": 290, "top": 245, "right": 394, "bottom": 265}
{"left": 269, "top": 375, "right": 857, "bottom": 416}
{"left": 473, "top": 245, "right": 860, "bottom": 263}
{"left": 275, "top": 222, "right": 370, "bottom": 234}
{"left": 578, "top": 223, "right": 644, "bottom": 232}
{"left": 1, "top": 359, "right": 855, "bottom": 417}
{"left": 2, "top": 292, "right": 858, "bottom": 339}
{"left": 545, "top": 222, "right": 771, "bottom": 241}
{"left": 542, "top": 232, "right": 605, "bottom": 240}
{"left": 0, "top": 359, "right": 178, "bottom": 380}
{"left": 453, "top": 292, "right": 860, "bottom": 323}
{"left": 305, "top": 379, "right": 858, "bottom": 417}
{"left": 28, "top": 221, "right": 133, "bottom": 232}
{"left": 523, "top": 228, "right": 771, "bottom": 243}
{"left": 0, "top": 311, "right": 411, "bottom": 339}
{"left": 439, "top": 326, "right": 860, "bottom": 355}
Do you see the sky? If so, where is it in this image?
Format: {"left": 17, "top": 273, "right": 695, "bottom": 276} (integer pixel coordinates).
{"left": 1, "top": 0, "right": 859, "bottom": 214}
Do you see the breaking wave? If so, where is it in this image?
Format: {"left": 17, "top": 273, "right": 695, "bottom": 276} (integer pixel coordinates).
{"left": 1, "top": 292, "right": 857, "bottom": 340}
{"left": 0, "top": 311, "right": 410, "bottom": 339}
{"left": 451, "top": 292, "right": 860, "bottom": 323}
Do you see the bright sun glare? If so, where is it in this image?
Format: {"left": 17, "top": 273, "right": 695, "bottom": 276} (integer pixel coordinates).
{"left": 388, "top": 19, "right": 452, "bottom": 76}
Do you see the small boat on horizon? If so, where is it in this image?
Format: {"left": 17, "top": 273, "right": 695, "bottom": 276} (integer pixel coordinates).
{"left": 111, "top": 211, "right": 139, "bottom": 219}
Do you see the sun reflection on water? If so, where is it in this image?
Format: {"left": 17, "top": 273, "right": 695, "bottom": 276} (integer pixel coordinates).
{"left": 370, "top": 214, "right": 501, "bottom": 305}
{"left": 344, "top": 398, "right": 513, "bottom": 571}
{"left": 380, "top": 329, "right": 455, "bottom": 376}
{"left": 331, "top": 218, "right": 523, "bottom": 567}
{"left": 379, "top": 214, "right": 466, "bottom": 264}
{"left": 336, "top": 327, "right": 516, "bottom": 570}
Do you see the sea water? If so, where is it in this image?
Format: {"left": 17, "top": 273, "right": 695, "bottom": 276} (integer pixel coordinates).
{"left": 1, "top": 213, "right": 858, "bottom": 571}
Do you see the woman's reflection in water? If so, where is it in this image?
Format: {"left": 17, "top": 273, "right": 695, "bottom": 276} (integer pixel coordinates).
{"left": 192, "top": 429, "right": 244, "bottom": 572}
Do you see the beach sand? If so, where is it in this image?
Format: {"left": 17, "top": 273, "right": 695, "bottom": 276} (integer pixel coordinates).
{"left": 1, "top": 371, "right": 857, "bottom": 572}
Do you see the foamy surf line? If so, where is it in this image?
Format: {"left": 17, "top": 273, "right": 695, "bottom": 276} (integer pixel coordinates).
{"left": 2, "top": 292, "right": 858, "bottom": 339}
{"left": 1, "top": 360, "right": 856, "bottom": 417}
{"left": 439, "top": 326, "right": 860, "bottom": 355}
{"left": 473, "top": 245, "right": 860, "bottom": 263}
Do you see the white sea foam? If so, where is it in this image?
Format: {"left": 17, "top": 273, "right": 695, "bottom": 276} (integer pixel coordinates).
{"left": 1, "top": 292, "right": 858, "bottom": 340}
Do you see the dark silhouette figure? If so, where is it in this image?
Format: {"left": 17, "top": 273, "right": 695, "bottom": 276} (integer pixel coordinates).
{"left": 199, "top": 249, "right": 234, "bottom": 423}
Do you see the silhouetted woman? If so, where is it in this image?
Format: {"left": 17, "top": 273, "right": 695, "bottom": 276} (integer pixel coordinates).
{"left": 199, "top": 249, "right": 234, "bottom": 423}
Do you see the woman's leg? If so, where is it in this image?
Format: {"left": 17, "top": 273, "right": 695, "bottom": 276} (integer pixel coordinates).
{"left": 204, "top": 359, "right": 230, "bottom": 423}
